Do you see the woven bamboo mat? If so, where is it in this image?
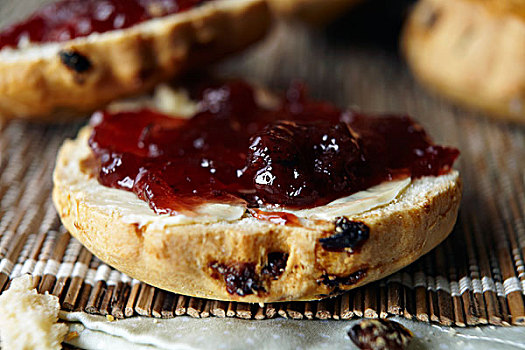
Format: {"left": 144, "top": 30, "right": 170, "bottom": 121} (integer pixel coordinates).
{"left": 1, "top": 1, "right": 525, "bottom": 328}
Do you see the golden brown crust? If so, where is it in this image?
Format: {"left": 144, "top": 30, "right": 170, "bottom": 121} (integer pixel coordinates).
{"left": 0, "top": 0, "right": 271, "bottom": 121}
{"left": 52, "top": 125, "right": 461, "bottom": 302}
{"left": 464, "top": 0, "right": 525, "bottom": 19}
{"left": 402, "top": 0, "right": 525, "bottom": 122}
{"left": 268, "top": 0, "right": 361, "bottom": 24}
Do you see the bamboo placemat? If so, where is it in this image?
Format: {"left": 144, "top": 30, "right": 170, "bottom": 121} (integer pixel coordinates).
{"left": 0, "top": 0, "right": 525, "bottom": 328}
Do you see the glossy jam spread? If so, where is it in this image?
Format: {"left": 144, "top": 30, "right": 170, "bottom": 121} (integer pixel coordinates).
{"left": 0, "top": 0, "right": 209, "bottom": 49}
{"left": 89, "top": 81, "right": 459, "bottom": 215}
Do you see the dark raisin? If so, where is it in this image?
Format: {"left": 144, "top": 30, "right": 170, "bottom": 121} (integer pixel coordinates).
{"left": 261, "top": 252, "right": 289, "bottom": 279}
{"left": 318, "top": 269, "right": 367, "bottom": 288}
{"left": 209, "top": 262, "right": 265, "bottom": 296}
{"left": 59, "top": 50, "right": 92, "bottom": 73}
{"left": 347, "top": 318, "right": 413, "bottom": 350}
{"left": 320, "top": 218, "right": 369, "bottom": 252}
{"left": 244, "top": 120, "right": 361, "bottom": 207}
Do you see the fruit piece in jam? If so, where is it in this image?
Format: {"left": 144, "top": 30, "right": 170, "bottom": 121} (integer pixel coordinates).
{"left": 0, "top": 0, "right": 209, "bottom": 50}
{"left": 88, "top": 80, "right": 459, "bottom": 215}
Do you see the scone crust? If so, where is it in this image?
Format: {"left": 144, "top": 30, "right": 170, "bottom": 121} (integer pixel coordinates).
{"left": 0, "top": 0, "right": 271, "bottom": 121}
{"left": 402, "top": 0, "right": 525, "bottom": 122}
{"left": 268, "top": 0, "right": 361, "bottom": 24}
{"left": 53, "top": 126, "right": 461, "bottom": 302}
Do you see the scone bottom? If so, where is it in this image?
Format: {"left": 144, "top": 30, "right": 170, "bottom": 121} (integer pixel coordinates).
{"left": 52, "top": 80, "right": 462, "bottom": 302}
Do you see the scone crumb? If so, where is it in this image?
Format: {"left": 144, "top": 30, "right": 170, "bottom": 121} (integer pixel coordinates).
{"left": 64, "top": 331, "right": 79, "bottom": 341}
{"left": 106, "top": 315, "right": 116, "bottom": 322}
{"left": 0, "top": 275, "right": 68, "bottom": 350}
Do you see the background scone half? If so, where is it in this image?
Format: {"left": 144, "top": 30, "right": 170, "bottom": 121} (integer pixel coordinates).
{"left": 52, "top": 93, "right": 462, "bottom": 303}
{"left": 0, "top": 0, "right": 270, "bottom": 121}
{"left": 402, "top": 0, "right": 525, "bottom": 122}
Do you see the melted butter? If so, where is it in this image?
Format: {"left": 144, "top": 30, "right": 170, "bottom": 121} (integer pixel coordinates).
{"left": 106, "top": 85, "right": 199, "bottom": 117}
{"left": 279, "top": 177, "right": 411, "bottom": 221}
{"left": 153, "top": 85, "right": 200, "bottom": 117}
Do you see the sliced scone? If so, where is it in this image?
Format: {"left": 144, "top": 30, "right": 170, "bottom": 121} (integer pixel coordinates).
{"left": 402, "top": 0, "right": 525, "bottom": 122}
{"left": 0, "top": 0, "right": 271, "bottom": 121}
{"left": 53, "top": 80, "right": 461, "bottom": 303}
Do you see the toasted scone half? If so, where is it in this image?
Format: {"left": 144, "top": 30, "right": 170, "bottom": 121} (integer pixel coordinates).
{"left": 53, "top": 84, "right": 461, "bottom": 303}
{"left": 402, "top": 0, "right": 525, "bottom": 122}
{"left": 0, "top": 0, "right": 270, "bottom": 121}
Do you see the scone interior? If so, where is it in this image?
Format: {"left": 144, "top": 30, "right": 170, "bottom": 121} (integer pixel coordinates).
{"left": 53, "top": 82, "right": 462, "bottom": 303}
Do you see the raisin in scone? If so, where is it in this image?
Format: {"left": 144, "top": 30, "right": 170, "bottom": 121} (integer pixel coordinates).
{"left": 402, "top": 0, "right": 525, "bottom": 122}
{"left": 0, "top": 0, "right": 270, "bottom": 121}
{"left": 53, "top": 81, "right": 461, "bottom": 303}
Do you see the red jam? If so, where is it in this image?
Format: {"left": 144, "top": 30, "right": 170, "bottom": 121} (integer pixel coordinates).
{"left": 249, "top": 209, "right": 302, "bottom": 226}
{"left": 0, "top": 0, "right": 209, "bottom": 49}
{"left": 88, "top": 81, "right": 459, "bottom": 215}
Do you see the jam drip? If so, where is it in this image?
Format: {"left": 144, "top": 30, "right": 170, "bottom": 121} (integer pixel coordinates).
{"left": 0, "top": 0, "right": 209, "bottom": 49}
{"left": 89, "top": 80, "right": 459, "bottom": 215}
